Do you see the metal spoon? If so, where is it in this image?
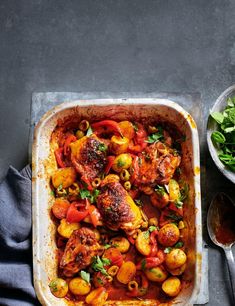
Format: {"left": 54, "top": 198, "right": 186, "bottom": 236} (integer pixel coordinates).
{"left": 207, "top": 192, "right": 235, "bottom": 303}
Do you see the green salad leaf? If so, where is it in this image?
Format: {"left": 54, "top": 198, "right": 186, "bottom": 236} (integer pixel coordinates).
{"left": 210, "top": 96, "right": 235, "bottom": 172}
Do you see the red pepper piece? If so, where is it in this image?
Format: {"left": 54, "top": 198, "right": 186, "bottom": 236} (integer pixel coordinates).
{"left": 104, "top": 156, "right": 115, "bottom": 174}
{"left": 127, "top": 236, "right": 136, "bottom": 245}
{"left": 168, "top": 202, "right": 183, "bottom": 217}
{"left": 91, "top": 120, "right": 123, "bottom": 137}
{"left": 81, "top": 175, "right": 93, "bottom": 191}
{"left": 136, "top": 250, "right": 165, "bottom": 270}
{"left": 66, "top": 202, "right": 89, "bottom": 223}
{"left": 128, "top": 123, "right": 148, "bottom": 153}
{"left": 88, "top": 205, "right": 101, "bottom": 227}
{"left": 54, "top": 148, "right": 66, "bottom": 168}
{"left": 64, "top": 134, "right": 77, "bottom": 156}
{"left": 149, "top": 229, "right": 159, "bottom": 257}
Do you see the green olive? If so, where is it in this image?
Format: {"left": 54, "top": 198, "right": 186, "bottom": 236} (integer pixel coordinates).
{"left": 120, "top": 169, "right": 130, "bottom": 181}
{"left": 124, "top": 181, "right": 131, "bottom": 190}
{"left": 76, "top": 130, "right": 85, "bottom": 139}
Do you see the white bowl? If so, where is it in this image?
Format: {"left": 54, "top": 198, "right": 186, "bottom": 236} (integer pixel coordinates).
{"left": 207, "top": 85, "right": 235, "bottom": 184}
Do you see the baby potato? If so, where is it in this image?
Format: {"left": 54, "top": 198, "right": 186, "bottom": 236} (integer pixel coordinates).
{"left": 162, "top": 276, "right": 181, "bottom": 297}
{"left": 85, "top": 287, "right": 108, "bottom": 306}
{"left": 52, "top": 167, "right": 76, "bottom": 189}
{"left": 168, "top": 263, "right": 186, "bottom": 276}
{"left": 110, "top": 236, "right": 130, "bottom": 253}
{"left": 69, "top": 277, "right": 91, "bottom": 295}
{"left": 165, "top": 249, "right": 187, "bottom": 270}
{"left": 51, "top": 198, "right": 70, "bottom": 219}
{"left": 118, "top": 121, "right": 135, "bottom": 139}
{"left": 168, "top": 179, "right": 180, "bottom": 202}
{"left": 110, "top": 135, "right": 129, "bottom": 155}
{"left": 150, "top": 191, "right": 169, "bottom": 209}
{"left": 145, "top": 266, "right": 168, "bottom": 283}
{"left": 49, "top": 278, "right": 68, "bottom": 298}
{"left": 57, "top": 218, "right": 80, "bottom": 238}
{"left": 112, "top": 153, "right": 132, "bottom": 173}
{"left": 158, "top": 224, "right": 180, "bottom": 247}
{"left": 117, "top": 261, "right": 136, "bottom": 284}
{"left": 135, "top": 231, "right": 151, "bottom": 256}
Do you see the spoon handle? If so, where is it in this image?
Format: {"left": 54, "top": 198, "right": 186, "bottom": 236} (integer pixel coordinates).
{"left": 224, "top": 248, "right": 235, "bottom": 303}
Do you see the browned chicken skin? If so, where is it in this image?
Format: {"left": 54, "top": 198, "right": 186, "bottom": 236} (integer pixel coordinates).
{"left": 70, "top": 135, "right": 107, "bottom": 182}
{"left": 134, "top": 142, "right": 181, "bottom": 186}
{"left": 97, "top": 181, "right": 143, "bottom": 235}
{"left": 60, "top": 227, "right": 103, "bottom": 277}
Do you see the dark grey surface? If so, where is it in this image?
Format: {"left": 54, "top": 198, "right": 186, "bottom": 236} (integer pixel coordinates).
{"left": 1, "top": 1, "right": 235, "bottom": 305}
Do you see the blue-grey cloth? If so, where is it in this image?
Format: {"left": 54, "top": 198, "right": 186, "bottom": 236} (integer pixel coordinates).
{"left": 0, "top": 165, "right": 39, "bottom": 306}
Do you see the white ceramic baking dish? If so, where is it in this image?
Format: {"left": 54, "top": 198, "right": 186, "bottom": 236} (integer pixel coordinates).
{"left": 32, "top": 98, "right": 202, "bottom": 306}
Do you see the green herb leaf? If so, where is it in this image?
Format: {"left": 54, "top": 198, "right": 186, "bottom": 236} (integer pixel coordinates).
{"left": 227, "top": 97, "right": 235, "bottom": 108}
{"left": 148, "top": 226, "right": 157, "bottom": 232}
{"left": 80, "top": 270, "right": 90, "bottom": 283}
{"left": 211, "top": 131, "right": 226, "bottom": 144}
{"left": 80, "top": 189, "right": 91, "bottom": 199}
{"left": 143, "top": 231, "right": 150, "bottom": 239}
{"left": 132, "top": 122, "right": 139, "bottom": 132}
{"left": 103, "top": 244, "right": 112, "bottom": 249}
{"left": 167, "top": 213, "right": 182, "bottom": 222}
{"left": 50, "top": 190, "right": 55, "bottom": 196}
{"left": 49, "top": 280, "right": 58, "bottom": 292}
{"left": 134, "top": 199, "right": 143, "bottom": 207}
{"left": 141, "top": 259, "right": 146, "bottom": 270}
{"left": 80, "top": 189, "right": 100, "bottom": 204}
{"left": 174, "top": 241, "right": 184, "bottom": 248}
{"left": 228, "top": 108, "right": 235, "bottom": 124}
{"left": 164, "top": 247, "right": 173, "bottom": 254}
{"left": 102, "top": 258, "right": 111, "bottom": 266}
{"left": 211, "top": 112, "right": 224, "bottom": 124}
{"left": 155, "top": 185, "right": 166, "bottom": 196}
{"left": 98, "top": 143, "right": 108, "bottom": 152}
{"left": 91, "top": 256, "right": 109, "bottom": 275}
{"left": 86, "top": 126, "right": 93, "bottom": 136}
{"left": 57, "top": 184, "right": 63, "bottom": 191}
{"left": 146, "top": 132, "right": 163, "bottom": 144}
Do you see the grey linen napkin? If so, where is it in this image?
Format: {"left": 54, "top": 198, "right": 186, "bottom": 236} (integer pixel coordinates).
{"left": 0, "top": 165, "right": 39, "bottom": 306}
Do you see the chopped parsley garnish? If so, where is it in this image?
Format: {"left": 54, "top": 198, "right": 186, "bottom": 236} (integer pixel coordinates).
{"left": 155, "top": 185, "right": 166, "bottom": 196}
{"left": 49, "top": 280, "right": 58, "bottom": 292}
{"left": 143, "top": 231, "right": 150, "bottom": 239}
{"left": 80, "top": 270, "right": 90, "bottom": 283}
{"left": 98, "top": 143, "right": 107, "bottom": 152}
{"left": 174, "top": 241, "right": 184, "bottom": 248}
{"left": 132, "top": 122, "right": 139, "bottom": 132}
{"left": 79, "top": 189, "right": 100, "bottom": 203}
{"left": 141, "top": 259, "right": 146, "bottom": 270}
{"left": 104, "top": 244, "right": 112, "bottom": 249}
{"left": 91, "top": 256, "right": 110, "bottom": 275}
{"left": 134, "top": 199, "right": 143, "bottom": 207}
{"left": 148, "top": 225, "right": 157, "bottom": 232}
{"left": 164, "top": 241, "right": 184, "bottom": 253}
{"left": 164, "top": 247, "right": 173, "bottom": 254}
{"left": 57, "top": 184, "right": 63, "bottom": 191}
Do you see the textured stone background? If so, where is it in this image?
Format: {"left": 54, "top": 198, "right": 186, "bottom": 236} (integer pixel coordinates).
{"left": 1, "top": 1, "right": 235, "bottom": 305}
